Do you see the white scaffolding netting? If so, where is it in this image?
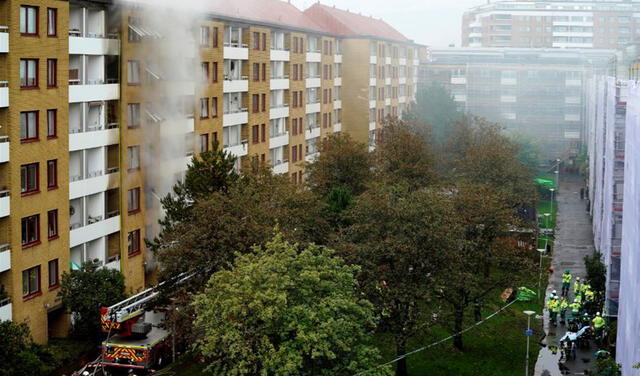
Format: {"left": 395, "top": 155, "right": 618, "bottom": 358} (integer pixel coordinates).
{"left": 591, "top": 76, "right": 606, "bottom": 249}
{"left": 616, "top": 80, "right": 640, "bottom": 375}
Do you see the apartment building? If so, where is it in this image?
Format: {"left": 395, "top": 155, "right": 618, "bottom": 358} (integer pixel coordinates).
{"left": 462, "top": 0, "right": 640, "bottom": 49}
{"left": 419, "top": 47, "right": 613, "bottom": 159}
{"left": 0, "top": 0, "right": 422, "bottom": 343}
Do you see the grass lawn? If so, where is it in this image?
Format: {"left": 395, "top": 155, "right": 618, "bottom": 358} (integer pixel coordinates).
{"left": 376, "top": 297, "right": 544, "bottom": 376}
{"left": 537, "top": 199, "right": 558, "bottom": 249}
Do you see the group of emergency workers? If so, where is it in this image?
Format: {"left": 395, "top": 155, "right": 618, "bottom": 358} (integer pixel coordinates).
{"left": 546, "top": 269, "right": 606, "bottom": 340}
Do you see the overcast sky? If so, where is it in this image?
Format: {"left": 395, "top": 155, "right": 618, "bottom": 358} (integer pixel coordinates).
{"left": 290, "top": 0, "right": 486, "bottom": 47}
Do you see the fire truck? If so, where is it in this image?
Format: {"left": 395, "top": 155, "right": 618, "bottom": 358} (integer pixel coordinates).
{"left": 96, "top": 272, "right": 193, "bottom": 372}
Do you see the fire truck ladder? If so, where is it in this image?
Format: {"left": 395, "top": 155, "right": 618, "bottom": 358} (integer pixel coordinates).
{"left": 104, "top": 270, "right": 195, "bottom": 323}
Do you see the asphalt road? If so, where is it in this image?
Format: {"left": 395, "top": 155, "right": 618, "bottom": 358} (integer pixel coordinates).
{"left": 534, "top": 173, "right": 597, "bottom": 376}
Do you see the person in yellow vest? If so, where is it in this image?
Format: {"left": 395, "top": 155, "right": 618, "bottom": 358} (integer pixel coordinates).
{"left": 580, "top": 282, "right": 591, "bottom": 300}
{"left": 550, "top": 296, "right": 560, "bottom": 326}
{"left": 561, "top": 270, "right": 572, "bottom": 297}
{"left": 559, "top": 297, "right": 569, "bottom": 324}
{"left": 573, "top": 277, "right": 582, "bottom": 296}
{"left": 569, "top": 299, "right": 581, "bottom": 320}
{"left": 592, "top": 312, "right": 606, "bottom": 339}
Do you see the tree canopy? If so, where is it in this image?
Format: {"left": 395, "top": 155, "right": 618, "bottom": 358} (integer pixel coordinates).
{"left": 193, "top": 235, "right": 390, "bottom": 376}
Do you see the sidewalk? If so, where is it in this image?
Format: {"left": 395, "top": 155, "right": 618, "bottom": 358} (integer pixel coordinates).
{"left": 534, "top": 173, "right": 597, "bottom": 376}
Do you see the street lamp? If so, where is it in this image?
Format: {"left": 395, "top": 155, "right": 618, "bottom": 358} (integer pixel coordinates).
{"left": 537, "top": 248, "right": 546, "bottom": 300}
{"left": 549, "top": 188, "right": 556, "bottom": 222}
{"left": 524, "top": 310, "right": 536, "bottom": 376}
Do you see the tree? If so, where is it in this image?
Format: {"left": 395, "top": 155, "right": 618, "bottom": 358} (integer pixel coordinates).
{"left": 585, "top": 251, "right": 606, "bottom": 297}
{"left": 192, "top": 235, "right": 390, "bottom": 376}
{"left": 148, "top": 141, "right": 239, "bottom": 254}
{"left": 510, "top": 133, "right": 544, "bottom": 172}
{"left": 443, "top": 116, "right": 537, "bottom": 208}
{"left": 441, "top": 184, "right": 536, "bottom": 350}
{"left": 406, "top": 82, "right": 462, "bottom": 142}
{"left": 155, "top": 167, "right": 330, "bottom": 345}
{"left": 305, "top": 133, "right": 372, "bottom": 197}
{"left": 0, "top": 321, "right": 56, "bottom": 376}
{"left": 58, "top": 261, "right": 127, "bottom": 340}
{"left": 338, "top": 183, "right": 460, "bottom": 376}
{"left": 374, "top": 118, "right": 436, "bottom": 189}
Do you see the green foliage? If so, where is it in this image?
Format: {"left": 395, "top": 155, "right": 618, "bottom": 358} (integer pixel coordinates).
{"left": 594, "top": 357, "right": 622, "bottom": 376}
{"left": 148, "top": 141, "right": 239, "bottom": 254}
{"left": 510, "top": 133, "right": 544, "bottom": 172}
{"left": 406, "top": 82, "right": 462, "bottom": 142}
{"left": 584, "top": 251, "right": 607, "bottom": 296}
{"left": 192, "top": 235, "right": 390, "bottom": 376}
{"left": 0, "top": 321, "right": 58, "bottom": 376}
{"left": 306, "top": 133, "right": 372, "bottom": 197}
{"left": 58, "top": 261, "right": 126, "bottom": 340}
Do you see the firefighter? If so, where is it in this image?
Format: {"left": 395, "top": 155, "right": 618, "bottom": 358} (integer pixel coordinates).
{"left": 561, "top": 270, "right": 572, "bottom": 297}
{"left": 559, "top": 297, "right": 569, "bottom": 324}
{"left": 592, "top": 312, "right": 606, "bottom": 340}
{"left": 569, "top": 298, "right": 581, "bottom": 320}
{"left": 573, "top": 277, "right": 582, "bottom": 296}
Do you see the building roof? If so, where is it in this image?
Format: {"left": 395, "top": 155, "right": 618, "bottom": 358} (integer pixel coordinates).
{"left": 303, "top": 3, "right": 411, "bottom": 42}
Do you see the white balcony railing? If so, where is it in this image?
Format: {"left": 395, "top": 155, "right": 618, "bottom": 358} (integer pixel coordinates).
{"left": 0, "top": 243, "right": 10, "bottom": 273}
{"left": 0, "top": 190, "right": 9, "bottom": 218}
{"left": 0, "top": 136, "right": 8, "bottom": 163}
{"left": 0, "top": 298, "right": 11, "bottom": 321}
{"left": 224, "top": 140, "right": 249, "bottom": 158}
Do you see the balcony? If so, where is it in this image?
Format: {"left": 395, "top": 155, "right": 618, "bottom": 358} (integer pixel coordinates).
{"left": 399, "top": 58, "right": 406, "bottom": 66}
{"left": 500, "top": 78, "right": 517, "bottom": 86}
{"left": 370, "top": 56, "right": 377, "bottom": 64}
{"left": 305, "top": 152, "right": 319, "bottom": 163}
{"left": 451, "top": 76, "right": 466, "bottom": 85}
{"left": 369, "top": 100, "right": 376, "bottom": 109}
{"left": 224, "top": 140, "right": 249, "bottom": 158}
{"left": 369, "top": 121, "right": 377, "bottom": 131}
{"left": 69, "top": 36, "right": 119, "bottom": 56}
{"left": 0, "top": 298, "right": 11, "bottom": 321}
{"left": 369, "top": 77, "right": 377, "bottom": 87}
{"left": 0, "top": 136, "right": 8, "bottom": 163}
{"left": 334, "top": 54, "right": 342, "bottom": 63}
{"left": 104, "top": 255, "right": 120, "bottom": 271}
{"left": 223, "top": 44, "right": 249, "bottom": 60}
{"left": 334, "top": 100, "right": 342, "bottom": 109}
{"left": 269, "top": 105, "right": 289, "bottom": 120}
{"left": 272, "top": 161, "right": 289, "bottom": 175}
{"left": 385, "top": 77, "right": 391, "bottom": 86}
{"left": 305, "top": 102, "right": 320, "bottom": 114}
{"left": 306, "top": 125, "right": 320, "bottom": 140}
{"left": 566, "top": 79, "right": 582, "bottom": 87}
{"left": 399, "top": 96, "right": 406, "bottom": 104}
{"left": 0, "top": 81, "right": 8, "bottom": 107}
{"left": 0, "top": 190, "right": 8, "bottom": 218}
{"left": 69, "top": 168, "right": 119, "bottom": 200}
{"left": 223, "top": 77, "right": 249, "bottom": 93}
{"left": 333, "top": 122, "right": 342, "bottom": 132}
{"left": 0, "top": 27, "right": 8, "bottom": 53}
{"left": 223, "top": 108, "right": 248, "bottom": 127}
{"left": 70, "top": 214, "right": 120, "bottom": 248}
{"left": 270, "top": 131, "right": 289, "bottom": 149}
{"left": 385, "top": 98, "right": 391, "bottom": 106}
{"left": 385, "top": 57, "right": 392, "bottom": 65}
{"left": 334, "top": 77, "right": 342, "bottom": 86}
{"left": 270, "top": 78, "right": 289, "bottom": 90}
{"left": 270, "top": 49, "right": 290, "bottom": 61}
{"left": 306, "top": 77, "right": 321, "bottom": 88}
{"left": 413, "top": 59, "right": 420, "bottom": 66}
{"left": 69, "top": 83, "right": 119, "bottom": 103}
{"left": 69, "top": 124, "right": 119, "bottom": 151}
{"left": 399, "top": 77, "right": 407, "bottom": 85}
{"left": 0, "top": 243, "right": 9, "bottom": 273}
{"left": 306, "top": 52, "right": 321, "bottom": 62}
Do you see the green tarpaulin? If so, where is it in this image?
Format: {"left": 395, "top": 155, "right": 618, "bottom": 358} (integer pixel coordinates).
{"left": 517, "top": 287, "right": 537, "bottom": 302}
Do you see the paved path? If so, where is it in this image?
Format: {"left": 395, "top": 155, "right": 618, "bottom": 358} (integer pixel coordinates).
{"left": 534, "top": 173, "right": 597, "bottom": 376}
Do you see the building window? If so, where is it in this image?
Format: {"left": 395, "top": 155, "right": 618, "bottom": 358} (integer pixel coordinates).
{"left": 261, "top": 123, "right": 266, "bottom": 142}
{"left": 21, "top": 215, "right": 40, "bottom": 247}
{"left": 200, "top": 134, "right": 209, "bottom": 153}
{"left": 128, "top": 187, "right": 140, "bottom": 214}
{"left": 47, "top": 210, "right": 58, "bottom": 239}
{"left": 20, "top": 5, "right": 38, "bottom": 35}
{"left": 292, "top": 118, "right": 298, "bottom": 136}
{"left": 212, "top": 62, "right": 218, "bottom": 82}
{"left": 46, "top": 109, "right": 56, "bottom": 138}
{"left": 21, "top": 163, "right": 39, "bottom": 195}
{"left": 262, "top": 63, "right": 266, "bottom": 81}
{"left": 292, "top": 145, "right": 298, "bottom": 162}
{"left": 261, "top": 32, "right": 267, "bottom": 51}
{"left": 261, "top": 93, "right": 266, "bottom": 112}
{"left": 253, "top": 63, "right": 260, "bottom": 81}
{"left": 46, "top": 59, "right": 57, "bottom": 88}
{"left": 127, "top": 103, "right": 140, "bottom": 128}
{"left": 22, "top": 266, "right": 41, "bottom": 298}
{"left": 213, "top": 27, "right": 218, "bottom": 47}
{"left": 47, "top": 8, "right": 57, "bottom": 36}
{"left": 128, "top": 229, "right": 141, "bottom": 256}
{"left": 48, "top": 259, "right": 59, "bottom": 288}
{"left": 128, "top": 145, "right": 140, "bottom": 170}
{"left": 20, "top": 111, "right": 38, "bottom": 141}
{"left": 127, "top": 60, "right": 140, "bottom": 85}
{"left": 201, "top": 62, "right": 209, "bottom": 82}
{"left": 253, "top": 32, "right": 260, "bottom": 50}
{"left": 128, "top": 16, "right": 142, "bottom": 43}
{"left": 200, "top": 26, "right": 210, "bottom": 46}
{"left": 47, "top": 159, "right": 57, "bottom": 189}
{"left": 20, "top": 59, "right": 38, "bottom": 88}
{"left": 200, "top": 98, "right": 209, "bottom": 118}
{"left": 252, "top": 125, "right": 259, "bottom": 144}
{"left": 252, "top": 94, "right": 259, "bottom": 113}
{"left": 212, "top": 97, "right": 218, "bottom": 118}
